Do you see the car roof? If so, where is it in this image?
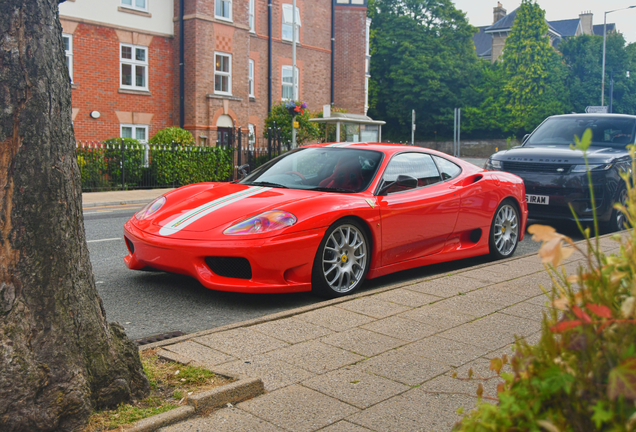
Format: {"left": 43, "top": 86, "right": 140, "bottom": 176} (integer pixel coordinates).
{"left": 303, "top": 142, "right": 453, "bottom": 158}
{"left": 547, "top": 113, "right": 636, "bottom": 120}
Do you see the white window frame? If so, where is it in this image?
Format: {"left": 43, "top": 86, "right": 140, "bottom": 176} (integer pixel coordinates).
{"left": 62, "top": 33, "right": 73, "bottom": 83}
{"left": 249, "top": 0, "right": 255, "bottom": 32}
{"left": 215, "top": 0, "right": 232, "bottom": 21}
{"left": 120, "top": 0, "right": 148, "bottom": 12}
{"left": 214, "top": 52, "right": 232, "bottom": 96}
{"left": 120, "top": 43, "right": 149, "bottom": 91}
{"left": 281, "top": 65, "right": 298, "bottom": 101}
{"left": 282, "top": 4, "right": 301, "bottom": 42}
{"left": 248, "top": 59, "right": 255, "bottom": 98}
{"left": 120, "top": 124, "right": 149, "bottom": 142}
{"left": 248, "top": 123, "right": 256, "bottom": 147}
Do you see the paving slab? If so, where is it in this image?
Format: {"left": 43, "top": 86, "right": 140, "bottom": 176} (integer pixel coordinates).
{"left": 319, "top": 421, "right": 375, "bottom": 432}
{"left": 302, "top": 366, "right": 410, "bottom": 409}
{"left": 360, "top": 316, "right": 439, "bottom": 342}
{"left": 499, "top": 299, "right": 551, "bottom": 321}
{"left": 336, "top": 297, "right": 412, "bottom": 319}
{"left": 158, "top": 406, "right": 284, "bottom": 432}
{"left": 358, "top": 347, "right": 450, "bottom": 386}
{"left": 267, "top": 340, "right": 364, "bottom": 375}
{"left": 250, "top": 316, "right": 334, "bottom": 344}
{"left": 214, "top": 353, "right": 316, "bottom": 392}
{"left": 193, "top": 328, "right": 289, "bottom": 360}
{"left": 163, "top": 341, "right": 235, "bottom": 367}
{"left": 239, "top": 385, "right": 360, "bottom": 432}
{"left": 432, "top": 294, "right": 503, "bottom": 317}
{"left": 372, "top": 288, "right": 441, "bottom": 307}
{"left": 296, "top": 306, "right": 375, "bottom": 332}
{"left": 406, "top": 336, "right": 492, "bottom": 368}
{"left": 397, "top": 303, "right": 476, "bottom": 330}
{"left": 407, "top": 274, "right": 489, "bottom": 297}
{"left": 320, "top": 327, "right": 407, "bottom": 357}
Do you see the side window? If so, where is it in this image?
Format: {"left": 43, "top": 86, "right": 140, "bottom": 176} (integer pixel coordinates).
{"left": 432, "top": 155, "right": 462, "bottom": 180}
{"left": 382, "top": 153, "right": 441, "bottom": 194}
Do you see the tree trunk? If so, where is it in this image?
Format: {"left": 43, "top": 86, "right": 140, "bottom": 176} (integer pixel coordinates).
{"left": 0, "top": 1, "right": 149, "bottom": 430}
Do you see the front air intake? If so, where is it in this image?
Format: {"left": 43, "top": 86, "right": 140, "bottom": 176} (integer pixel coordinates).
{"left": 205, "top": 257, "right": 252, "bottom": 279}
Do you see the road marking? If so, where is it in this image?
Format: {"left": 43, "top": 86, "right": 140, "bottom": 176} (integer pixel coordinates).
{"left": 87, "top": 237, "right": 122, "bottom": 243}
{"left": 84, "top": 211, "right": 114, "bottom": 215}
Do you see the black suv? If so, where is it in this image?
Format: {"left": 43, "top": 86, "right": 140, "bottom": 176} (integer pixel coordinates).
{"left": 485, "top": 114, "right": 633, "bottom": 231}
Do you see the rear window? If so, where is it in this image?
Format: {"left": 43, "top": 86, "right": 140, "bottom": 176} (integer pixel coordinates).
{"left": 527, "top": 116, "right": 636, "bottom": 148}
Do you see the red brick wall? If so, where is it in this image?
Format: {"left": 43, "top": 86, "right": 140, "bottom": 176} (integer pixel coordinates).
{"left": 334, "top": 6, "right": 367, "bottom": 114}
{"left": 70, "top": 23, "right": 174, "bottom": 142}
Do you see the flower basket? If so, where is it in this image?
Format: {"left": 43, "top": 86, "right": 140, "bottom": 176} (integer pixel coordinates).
{"left": 285, "top": 101, "right": 307, "bottom": 117}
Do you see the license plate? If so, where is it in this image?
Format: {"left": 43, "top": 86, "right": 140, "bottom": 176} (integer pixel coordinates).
{"left": 526, "top": 194, "right": 549, "bottom": 205}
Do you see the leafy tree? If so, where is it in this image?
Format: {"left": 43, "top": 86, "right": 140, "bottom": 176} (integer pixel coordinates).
{"left": 0, "top": 1, "right": 149, "bottom": 431}
{"left": 499, "top": 0, "right": 571, "bottom": 134}
{"left": 367, "top": 0, "right": 480, "bottom": 140}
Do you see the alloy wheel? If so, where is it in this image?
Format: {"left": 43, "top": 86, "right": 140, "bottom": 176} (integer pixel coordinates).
{"left": 321, "top": 224, "right": 367, "bottom": 294}
{"left": 493, "top": 204, "right": 519, "bottom": 257}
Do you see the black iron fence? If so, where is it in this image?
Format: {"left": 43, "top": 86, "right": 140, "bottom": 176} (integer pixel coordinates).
{"left": 76, "top": 126, "right": 290, "bottom": 192}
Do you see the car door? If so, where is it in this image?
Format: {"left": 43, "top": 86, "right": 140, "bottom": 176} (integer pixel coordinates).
{"left": 377, "top": 152, "right": 460, "bottom": 267}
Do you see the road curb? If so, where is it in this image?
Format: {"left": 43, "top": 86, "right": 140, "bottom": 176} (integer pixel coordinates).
{"left": 124, "top": 352, "right": 265, "bottom": 432}
{"left": 82, "top": 199, "right": 151, "bottom": 208}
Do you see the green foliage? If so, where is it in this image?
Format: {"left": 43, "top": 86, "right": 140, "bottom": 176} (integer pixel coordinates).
{"left": 454, "top": 134, "right": 636, "bottom": 431}
{"left": 103, "top": 137, "right": 146, "bottom": 188}
{"left": 367, "top": 0, "right": 480, "bottom": 140}
{"left": 149, "top": 126, "right": 195, "bottom": 146}
{"left": 263, "top": 101, "right": 320, "bottom": 145}
{"left": 312, "top": 107, "right": 348, "bottom": 142}
{"left": 151, "top": 145, "right": 232, "bottom": 186}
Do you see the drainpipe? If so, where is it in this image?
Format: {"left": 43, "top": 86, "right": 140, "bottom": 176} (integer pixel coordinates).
{"left": 179, "top": 0, "right": 185, "bottom": 128}
{"left": 331, "top": 0, "right": 335, "bottom": 106}
{"left": 268, "top": 0, "right": 272, "bottom": 113}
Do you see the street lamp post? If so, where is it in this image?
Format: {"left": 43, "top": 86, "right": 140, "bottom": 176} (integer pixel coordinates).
{"left": 602, "top": 5, "right": 636, "bottom": 106}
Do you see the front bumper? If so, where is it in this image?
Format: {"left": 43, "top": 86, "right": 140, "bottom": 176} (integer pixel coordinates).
{"left": 513, "top": 171, "right": 619, "bottom": 222}
{"left": 123, "top": 220, "right": 326, "bottom": 293}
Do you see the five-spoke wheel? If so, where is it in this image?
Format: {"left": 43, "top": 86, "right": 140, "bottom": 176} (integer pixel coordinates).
{"left": 312, "top": 220, "right": 370, "bottom": 297}
{"left": 489, "top": 200, "right": 520, "bottom": 259}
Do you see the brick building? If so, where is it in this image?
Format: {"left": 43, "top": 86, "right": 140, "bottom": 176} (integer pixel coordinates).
{"left": 59, "top": 0, "right": 370, "bottom": 145}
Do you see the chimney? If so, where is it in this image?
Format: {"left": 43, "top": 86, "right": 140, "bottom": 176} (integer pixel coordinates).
{"left": 579, "top": 11, "right": 593, "bottom": 35}
{"left": 494, "top": 2, "right": 507, "bottom": 24}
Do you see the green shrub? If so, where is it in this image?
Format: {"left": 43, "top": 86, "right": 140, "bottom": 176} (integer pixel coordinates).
{"left": 103, "top": 137, "right": 146, "bottom": 189}
{"left": 263, "top": 101, "right": 320, "bottom": 146}
{"left": 454, "top": 135, "right": 636, "bottom": 431}
{"left": 149, "top": 126, "right": 195, "bottom": 146}
{"left": 150, "top": 145, "right": 232, "bottom": 186}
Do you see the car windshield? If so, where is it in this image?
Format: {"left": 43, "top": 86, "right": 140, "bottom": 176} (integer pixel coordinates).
{"left": 526, "top": 116, "right": 636, "bottom": 148}
{"left": 238, "top": 147, "right": 383, "bottom": 193}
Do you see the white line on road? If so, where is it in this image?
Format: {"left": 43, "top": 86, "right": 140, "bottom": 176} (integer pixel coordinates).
{"left": 87, "top": 237, "right": 122, "bottom": 243}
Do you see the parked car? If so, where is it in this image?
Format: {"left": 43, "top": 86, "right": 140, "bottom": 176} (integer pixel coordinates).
{"left": 485, "top": 114, "right": 634, "bottom": 232}
{"left": 124, "top": 143, "right": 527, "bottom": 297}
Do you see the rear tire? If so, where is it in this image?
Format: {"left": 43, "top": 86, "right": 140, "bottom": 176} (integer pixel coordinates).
{"left": 489, "top": 199, "right": 520, "bottom": 260}
{"left": 312, "top": 219, "right": 370, "bottom": 298}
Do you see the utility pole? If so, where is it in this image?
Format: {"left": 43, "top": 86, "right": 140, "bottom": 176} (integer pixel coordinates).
{"left": 292, "top": 0, "right": 297, "bottom": 148}
{"left": 411, "top": 110, "right": 415, "bottom": 145}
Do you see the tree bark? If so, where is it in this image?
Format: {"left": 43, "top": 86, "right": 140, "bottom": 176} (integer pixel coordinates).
{"left": 0, "top": 1, "right": 149, "bottom": 430}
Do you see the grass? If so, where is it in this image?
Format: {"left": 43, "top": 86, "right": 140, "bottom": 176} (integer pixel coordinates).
{"left": 84, "top": 349, "right": 233, "bottom": 431}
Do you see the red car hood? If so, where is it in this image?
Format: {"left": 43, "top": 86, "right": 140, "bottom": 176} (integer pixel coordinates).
{"left": 151, "top": 183, "right": 321, "bottom": 237}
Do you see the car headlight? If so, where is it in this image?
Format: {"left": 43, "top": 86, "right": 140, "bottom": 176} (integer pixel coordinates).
{"left": 571, "top": 164, "right": 613, "bottom": 173}
{"left": 224, "top": 211, "right": 297, "bottom": 235}
{"left": 486, "top": 159, "right": 502, "bottom": 170}
{"left": 135, "top": 196, "right": 166, "bottom": 220}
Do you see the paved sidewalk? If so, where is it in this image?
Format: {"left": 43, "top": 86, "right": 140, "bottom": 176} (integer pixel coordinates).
{"left": 142, "top": 236, "right": 621, "bottom": 432}
{"left": 82, "top": 188, "right": 174, "bottom": 208}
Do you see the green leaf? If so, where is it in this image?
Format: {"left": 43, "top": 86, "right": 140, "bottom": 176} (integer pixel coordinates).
{"left": 591, "top": 400, "right": 613, "bottom": 428}
{"left": 608, "top": 358, "right": 636, "bottom": 400}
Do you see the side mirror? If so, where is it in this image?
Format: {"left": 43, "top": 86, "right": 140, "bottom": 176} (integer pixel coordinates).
{"left": 238, "top": 164, "right": 250, "bottom": 178}
{"left": 378, "top": 174, "right": 418, "bottom": 195}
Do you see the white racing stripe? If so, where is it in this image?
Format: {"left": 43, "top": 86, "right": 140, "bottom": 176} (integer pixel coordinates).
{"left": 159, "top": 186, "right": 272, "bottom": 236}
{"left": 326, "top": 142, "right": 354, "bottom": 147}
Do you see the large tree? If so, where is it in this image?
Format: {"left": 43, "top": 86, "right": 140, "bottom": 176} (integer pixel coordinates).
{"left": 367, "top": 0, "right": 480, "bottom": 140}
{"left": 0, "top": 1, "right": 149, "bottom": 431}
{"left": 499, "top": 0, "right": 570, "bottom": 133}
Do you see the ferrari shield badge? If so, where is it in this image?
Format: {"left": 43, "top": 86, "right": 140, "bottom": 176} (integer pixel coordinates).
{"left": 365, "top": 198, "right": 377, "bottom": 209}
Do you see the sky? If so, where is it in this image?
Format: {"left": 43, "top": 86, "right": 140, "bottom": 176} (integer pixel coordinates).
{"left": 452, "top": 0, "right": 636, "bottom": 44}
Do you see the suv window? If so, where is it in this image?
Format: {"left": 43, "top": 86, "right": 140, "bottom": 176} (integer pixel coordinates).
{"left": 527, "top": 116, "right": 636, "bottom": 148}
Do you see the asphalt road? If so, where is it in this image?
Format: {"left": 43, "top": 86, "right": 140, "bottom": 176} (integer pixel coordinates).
{"left": 84, "top": 204, "right": 582, "bottom": 341}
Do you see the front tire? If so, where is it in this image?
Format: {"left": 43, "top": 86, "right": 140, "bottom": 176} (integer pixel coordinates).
{"left": 602, "top": 186, "right": 629, "bottom": 233}
{"left": 489, "top": 199, "right": 520, "bottom": 260}
{"left": 312, "top": 219, "right": 370, "bottom": 298}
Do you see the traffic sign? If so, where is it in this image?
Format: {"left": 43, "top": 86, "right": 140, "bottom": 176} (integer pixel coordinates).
{"left": 585, "top": 106, "right": 608, "bottom": 113}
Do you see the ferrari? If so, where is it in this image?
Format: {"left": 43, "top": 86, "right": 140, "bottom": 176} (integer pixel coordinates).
{"left": 124, "top": 143, "right": 528, "bottom": 297}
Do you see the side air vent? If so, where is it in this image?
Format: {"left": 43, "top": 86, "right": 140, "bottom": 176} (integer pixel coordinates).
{"left": 205, "top": 257, "right": 252, "bottom": 279}
{"left": 125, "top": 237, "right": 135, "bottom": 254}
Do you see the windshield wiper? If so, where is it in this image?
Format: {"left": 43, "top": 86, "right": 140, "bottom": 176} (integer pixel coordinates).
{"left": 246, "top": 181, "right": 289, "bottom": 189}
{"left": 310, "top": 186, "right": 353, "bottom": 193}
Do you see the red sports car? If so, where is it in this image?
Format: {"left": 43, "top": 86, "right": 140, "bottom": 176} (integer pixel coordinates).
{"left": 124, "top": 143, "right": 527, "bottom": 297}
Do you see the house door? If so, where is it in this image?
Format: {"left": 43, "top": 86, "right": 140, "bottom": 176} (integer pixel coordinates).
{"left": 217, "top": 127, "right": 233, "bottom": 147}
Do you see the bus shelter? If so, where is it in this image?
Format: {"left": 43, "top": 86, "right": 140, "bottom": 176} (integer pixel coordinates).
{"left": 309, "top": 112, "right": 385, "bottom": 143}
